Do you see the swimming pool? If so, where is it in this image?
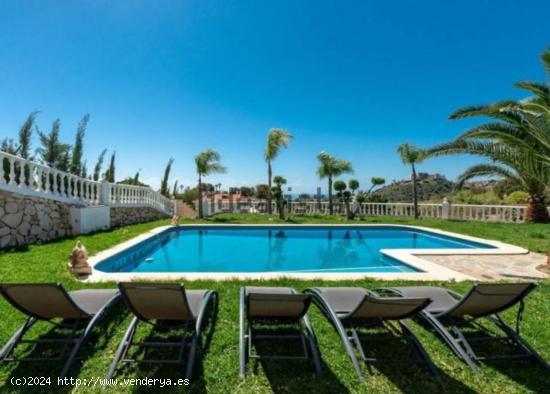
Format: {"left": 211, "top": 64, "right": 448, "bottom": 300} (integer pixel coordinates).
{"left": 94, "top": 226, "right": 495, "bottom": 274}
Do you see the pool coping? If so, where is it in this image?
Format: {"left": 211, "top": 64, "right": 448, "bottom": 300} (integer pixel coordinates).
{"left": 85, "top": 224, "right": 528, "bottom": 282}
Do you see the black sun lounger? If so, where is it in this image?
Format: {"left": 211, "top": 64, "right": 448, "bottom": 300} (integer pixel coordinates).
{"left": 239, "top": 287, "right": 321, "bottom": 377}
{"left": 379, "top": 283, "right": 550, "bottom": 372}
{"left": 107, "top": 282, "right": 217, "bottom": 380}
{"left": 0, "top": 283, "right": 120, "bottom": 378}
{"left": 304, "top": 287, "right": 437, "bottom": 382}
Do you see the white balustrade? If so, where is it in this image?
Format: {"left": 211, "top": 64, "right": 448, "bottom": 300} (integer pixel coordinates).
{"left": 195, "top": 198, "right": 540, "bottom": 223}
{"left": 0, "top": 150, "right": 174, "bottom": 216}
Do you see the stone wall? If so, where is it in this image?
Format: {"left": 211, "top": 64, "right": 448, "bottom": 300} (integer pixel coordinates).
{"left": 0, "top": 190, "right": 74, "bottom": 248}
{"left": 110, "top": 206, "right": 169, "bottom": 227}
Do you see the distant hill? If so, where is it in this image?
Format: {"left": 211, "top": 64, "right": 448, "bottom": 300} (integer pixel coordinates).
{"left": 371, "top": 173, "right": 455, "bottom": 203}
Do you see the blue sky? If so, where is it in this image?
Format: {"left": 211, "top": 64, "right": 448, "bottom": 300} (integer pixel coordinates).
{"left": 1, "top": 1, "right": 549, "bottom": 193}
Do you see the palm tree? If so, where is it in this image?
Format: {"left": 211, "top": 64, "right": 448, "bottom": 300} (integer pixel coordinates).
{"left": 396, "top": 143, "right": 424, "bottom": 219}
{"left": 316, "top": 151, "right": 353, "bottom": 215}
{"left": 265, "top": 128, "right": 292, "bottom": 214}
{"left": 195, "top": 149, "right": 226, "bottom": 218}
{"left": 426, "top": 133, "right": 550, "bottom": 224}
{"left": 422, "top": 48, "right": 550, "bottom": 223}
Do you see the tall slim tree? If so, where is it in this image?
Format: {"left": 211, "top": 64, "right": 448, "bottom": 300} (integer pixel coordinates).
{"left": 172, "top": 180, "right": 179, "bottom": 197}
{"left": 1, "top": 139, "right": 17, "bottom": 154}
{"left": 93, "top": 149, "right": 107, "bottom": 181}
{"left": 195, "top": 149, "right": 226, "bottom": 218}
{"left": 104, "top": 151, "right": 116, "bottom": 182}
{"left": 57, "top": 147, "right": 71, "bottom": 172}
{"left": 81, "top": 160, "right": 88, "bottom": 178}
{"left": 70, "top": 114, "right": 89, "bottom": 175}
{"left": 37, "top": 119, "right": 72, "bottom": 169}
{"left": 264, "top": 128, "right": 292, "bottom": 214}
{"left": 397, "top": 143, "right": 425, "bottom": 219}
{"left": 17, "top": 111, "right": 39, "bottom": 159}
{"left": 316, "top": 151, "right": 353, "bottom": 215}
{"left": 160, "top": 158, "right": 174, "bottom": 197}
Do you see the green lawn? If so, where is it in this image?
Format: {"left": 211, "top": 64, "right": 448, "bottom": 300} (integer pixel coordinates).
{"left": 0, "top": 215, "right": 549, "bottom": 393}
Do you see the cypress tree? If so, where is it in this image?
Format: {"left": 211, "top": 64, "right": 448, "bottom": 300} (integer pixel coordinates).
{"left": 17, "top": 111, "right": 39, "bottom": 159}
{"left": 160, "top": 158, "right": 174, "bottom": 196}
{"left": 172, "top": 180, "right": 179, "bottom": 197}
{"left": 104, "top": 151, "right": 116, "bottom": 182}
{"left": 70, "top": 114, "right": 89, "bottom": 175}
{"left": 93, "top": 149, "right": 107, "bottom": 181}
{"left": 37, "top": 119, "right": 62, "bottom": 168}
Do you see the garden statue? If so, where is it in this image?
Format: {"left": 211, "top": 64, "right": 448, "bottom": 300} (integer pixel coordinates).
{"left": 68, "top": 241, "right": 92, "bottom": 277}
{"left": 171, "top": 215, "right": 180, "bottom": 226}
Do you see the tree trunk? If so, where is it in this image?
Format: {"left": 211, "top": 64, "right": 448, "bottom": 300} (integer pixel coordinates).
{"left": 328, "top": 176, "right": 333, "bottom": 215}
{"left": 198, "top": 175, "right": 203, "bottom": 219}
{"left": 525, "top": 193, "right": 550, "bottom": 223}
{"left": 278, "top": 200, "right": 285, "bottom": 220}
{"left": 267, "top": 161, "right": 272, "bottom": 214}
{"left": 411, "top": 164, "right": 419, "bottom": 219}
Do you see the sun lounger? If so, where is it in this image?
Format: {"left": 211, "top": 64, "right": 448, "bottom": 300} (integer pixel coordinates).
{"left": 304, "top": 287, "right": 437, "bottom": 381}
{"left": 379, "top": 283, "right": 550, "bottom": 372}
{"left": 239, "top": 286, "right": 321, "bottom": 377}
{"left": 0, "top": 283, "right": 120, "bottom": 378}
{"left": 106, "top": 282, "right": 217, "bottom": 380}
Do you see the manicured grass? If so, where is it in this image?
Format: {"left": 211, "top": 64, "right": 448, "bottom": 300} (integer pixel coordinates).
{"left": 0, "top": 216, "right": 549, "bottom": 393}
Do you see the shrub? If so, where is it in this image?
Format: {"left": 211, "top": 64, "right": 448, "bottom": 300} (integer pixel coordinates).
{"left": 504, "top": 191, "right": 529, "bottom": 204}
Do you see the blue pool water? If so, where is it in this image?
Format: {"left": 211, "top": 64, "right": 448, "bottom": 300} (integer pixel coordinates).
{"left": 95, "top": 226, "right": 494, "bottom": 274}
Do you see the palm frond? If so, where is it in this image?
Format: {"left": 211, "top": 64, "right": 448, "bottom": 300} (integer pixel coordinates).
{"left": 449, "top": 101, "right": 517, "bottom": 120}
{"left": 396, "top": 143, "right": 424, "bottom": 165}
{"left": 455, "top": 164, "right": 520, "bottom": 189}
{"left": 195, "top": 149, "right": 226, "bottom": 176}
{"left": 541, "top": 48, "right": 550, "bottom": 81}
{"left": 265, "top": 128, "right": 292, "bottom": 161}
{"left": 457, "top": 122, "right": 537, "bottom": 150}
{"left": 514, "top": 81, "right": 550, "bottom": 102}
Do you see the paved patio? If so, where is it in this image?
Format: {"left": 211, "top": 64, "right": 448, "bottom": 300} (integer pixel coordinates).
{"left": 419, "top": 252, "right": 549, "bottom": 281}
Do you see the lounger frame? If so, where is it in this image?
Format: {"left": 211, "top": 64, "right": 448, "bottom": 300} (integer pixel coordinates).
{"left": 379, "top": 284, "right": 550, "bottom": 372}
{"left": 0, "top": 283, "right": 120, "bottom": 378}
{"left": 305, "top": 288, "right": 439, "bottom": 382}
{"left": 107, "top": 284, "right": 217, "bottom": 380}
{"left": 239, "top": 288, "right": 321, "bottom": 377}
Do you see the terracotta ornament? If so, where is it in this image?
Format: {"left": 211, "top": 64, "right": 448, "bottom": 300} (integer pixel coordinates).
{"left": 68, "top": 241, "right": 92, "bottom": 277}
{"left": 171, "top": 215, "right": 180, "bottom": 226}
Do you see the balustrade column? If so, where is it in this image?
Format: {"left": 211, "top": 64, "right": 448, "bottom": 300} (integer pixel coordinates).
{"left": 8, "top": 158, "right": 16, "bottom": 185}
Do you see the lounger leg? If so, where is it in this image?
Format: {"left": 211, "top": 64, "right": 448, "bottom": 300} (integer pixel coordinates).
{"left": 239, "top": 288, "right": 247, "bottom": 378}
{"left": 491, "top": 315, "right": 550, "bottom": 371}
{"left": 106, "top": 316, "right": 139, "bottom": 380}
{"left": 185, "top": 333, "right": 198, "bottom": 380}
{"left": 451, "top": 325, "right": 477, "bottom": 361}
{"left": 302, "top": 315, "right": 321, "bottom": 376}
{"left": 399, "top": 320, "right": 440, "bottom": 380}
{"left": 0, "top": 317, "right": 37, "bottom": 360}
{"left": 424, "top": 313, "right": 479, "bottom": 372}
{"left": 306, "top": 290, "right": 364, "bottom": 381}
{"left": 334, "top": 319, "right": 363, "bottom": 380}
{"left": 186, "top": 290, "right": 218, "bottom": 380}
{"left": 59, "top": 293, "right": 120, "bottom": 378}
